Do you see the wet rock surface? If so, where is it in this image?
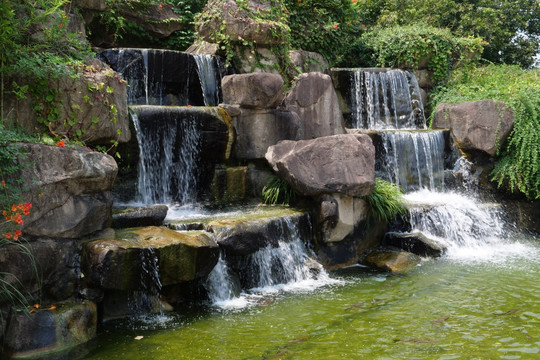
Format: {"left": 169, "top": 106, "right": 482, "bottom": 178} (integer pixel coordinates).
{"left": 362, "top": 248, "right": 421, "bottom": 273}
{"left": 222, "top": 73, "right": 284, "bottom": 109}
{"left": 112, "top": 205, "right": 169, "bottom": 229}
{"left": 2, "top": 301, "right": 97, "bottom": 358}
{"left": 383, "top": 231, "right": 447, "bottom": 257}
{"left": 82, "top": 227, "right": 219, "bottom": 290}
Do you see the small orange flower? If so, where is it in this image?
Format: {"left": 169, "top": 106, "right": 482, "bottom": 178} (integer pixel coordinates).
{"left": 29, "top": 308, "right": 36, "bottom": 313}
{"left": 159, "top": 4, "right": 163, "bottom": 8}
{"left": 333, "top": 24, "right": 338, "bottom": 30}
{"left": 47, "top": 305, "right": 56, "bottom": 310}
{"left": 33, "top": 304, "right": 40, "bottom": 309}
{"left": 1, "top": 180, "right": 5, "bottom": 187}
{"left": 58, "top": 23, "right": 63, "bottom": 28}
{"left": 187, "top": 105, "right": 192, "bottom": 107}
{"left": 56, "top": 139, "right": 65, "bottom": 147}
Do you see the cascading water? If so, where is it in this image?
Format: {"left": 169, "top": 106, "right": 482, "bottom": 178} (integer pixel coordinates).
{"left": 378, "top": 130, "right": 445, "bottom": 192}
{"left": 130, "top": 106, "right": 200, "bottom": 205}
{"left": 349, "top": 69, "right": 425, "bottom": 129}
{"left": 205, "top": 217, "right": 334, "bottom": 309}
{"left": 193, "top": 54, "right": 221, "bottom": 106}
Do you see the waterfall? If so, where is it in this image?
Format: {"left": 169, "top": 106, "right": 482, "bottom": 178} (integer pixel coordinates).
{"left": 378, "top": 130, "right": 445, "bottom": 192}
{"left": 193, "top": 54, "right": 220, "bottom": 106}
{"left": 350, "top": 69, "right": 425, "bottom": 129}
{"left": 205, "top": 218, "right": 333, "bottom": 308}
{"left": 130, "top": 106, "right": 200, "bottom": 205}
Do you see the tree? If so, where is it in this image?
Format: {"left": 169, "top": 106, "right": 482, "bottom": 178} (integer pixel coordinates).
{"left": 361, "top": 0, "right": 540, "bottom": 68}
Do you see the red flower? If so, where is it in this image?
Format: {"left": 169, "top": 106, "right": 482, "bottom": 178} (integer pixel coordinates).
{"left": 333, "top": 24, "right": 338, "bottom": 30}
{"left": 58, "top": 24, "right": 63, "bottom": 28}
{"left": 1, "top": 180, "right": 5, "bottom": 187}
{"left": 352, "top": 0, "right": 357, "bottom": 2}
{"left": 56, "top": 140, "right": 65, "bottom": 147}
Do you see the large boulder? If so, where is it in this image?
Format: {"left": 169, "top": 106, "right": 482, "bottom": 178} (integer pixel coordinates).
{"left": 82, "top": 227, "right": 219, "bottom": 290}
{"left": 0, "top": 239, "right": 82, "bottom": 305}
{"left": 118, "top": 3, "right": 187, "bottom": 38}
{"left": 196, "top": 0, "right": 288, "bottom": 46}
{"left": 2, "top": 301, "right": 97, "bottom": 359}
{"left": 227, "top": 107, "right": 301, "bottom": 160}
{"left": 265, "top": 134, "right": 376, "bottom": 197}
{"left": 289, "top": 50, "right": 329, "bottom": 75}
{"left": 432, "top": 100, "right": 514, "bottom": 157}
{"left": 221, "top": 73, "right": 284, "bottom": 109}
{"left": 19, "top": 144, "right": 117, "bottom": 239}
{"left": 284, "top": 72, "right": 346, "bottom": 138}
{"left": 9, "top": 59, "right": 130, "bottom": 145}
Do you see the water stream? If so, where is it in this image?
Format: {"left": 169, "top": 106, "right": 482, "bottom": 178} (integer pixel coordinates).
{"left": 68, "top": 66, "right": 540, "bottom": 360}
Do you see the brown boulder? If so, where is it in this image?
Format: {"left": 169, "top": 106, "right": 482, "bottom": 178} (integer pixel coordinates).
{"left": 363, "top": 249, "right": 421, "bottom": 273}
{"left": 432, "top": 100, "right": 513, "bottom": 157}
{"left": 284, "top": 72, "right": 346, "bottom": 139}
{"left": 265, "top": 134, "right": 375, "bottom": 197}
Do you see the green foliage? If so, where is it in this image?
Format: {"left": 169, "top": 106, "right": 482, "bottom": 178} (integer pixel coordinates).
{"left": 360, "top": 25, "right": 484, "bottom": 84}
{"left": 262, "top": 176, "right": 296, "bottom": 206}
{"left": 431, "top": 65, "right": 540, "bottom": 199}
{"left": 93, "top": 0, "right": 205, "bottom": 50}
{"left": 283, "top": 0, "right": 367, "bottom": 66}
{"left": 363, "top": 179, "right": 406, "bottom": 226}
{"left": 357, "top": 0, "right": 540, "bottom": 68}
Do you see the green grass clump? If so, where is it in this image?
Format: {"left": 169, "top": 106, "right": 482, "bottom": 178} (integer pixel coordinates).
{"left": 363, "top": 178, "right": 406, "bottom": 225}
{"left": 431, "top": 64, "right": 540, "bottom": 199}
{"left": 262, "top": 176, "right": 296, "bottom": 206}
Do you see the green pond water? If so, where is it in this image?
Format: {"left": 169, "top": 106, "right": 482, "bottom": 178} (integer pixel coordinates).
{"left": 78, "top": 235, "right": 540, "bottom": 360}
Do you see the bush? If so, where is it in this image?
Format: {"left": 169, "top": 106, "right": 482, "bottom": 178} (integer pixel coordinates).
{"left": 262, "top": 176, "right": 296, "bottom": 206}
{"left": 359, "top": 25, "right": 485, "bottom": 84}
{"left": 430, "top": 65, "right": 540, "bottom": 199}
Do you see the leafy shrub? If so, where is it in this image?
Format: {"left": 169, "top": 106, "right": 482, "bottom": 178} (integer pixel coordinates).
{"left": 360, "top": 25, "right": 485, "bottom": 84}
{"left": 363, "top": 178, "right": 406, "bottom": 226}
{"left": 430, "top": 65, "right": 540, "bottom": 199}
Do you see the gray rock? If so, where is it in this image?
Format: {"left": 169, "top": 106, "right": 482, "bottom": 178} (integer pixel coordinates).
{"left": 0, "top": 239, "right": 81, "bottom": 305}
{"left": 265, "top": 134, "right": 376, "bottom": 197}
{"left": 383, "top": 231, "right": 447, "bottom": 257}
{"left": 112, "top": 205, "right": 169, "bottom": 229}
{"left": 82, "top": 227, "right": 219, "bottom": 290}
{"left": 433, "top": 100, "right": 514, "bottom": 157}
{"left": 230, "top": 108, "right": 300, "bottom": 160}
{"left": 284, "top": 72, "right": 346, "bottom": 139}
{"left": 3, "top": 301, "right": 97, "bottom": 358}
{"left": 117, "top": 3, "right": 187, "bottom": 38}
{"left": 19, "top": 143, "right": 117, "bottom": 239}
{"left": 362, "top": 249, "right": 421, "bottom": 273}
{"left": 316, "top": 194, "right": 367, "bottom": 243}
{"left": 222, "top": 73, "right": 284, "bottom": 109}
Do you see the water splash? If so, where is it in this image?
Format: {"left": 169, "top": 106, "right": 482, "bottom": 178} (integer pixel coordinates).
{"left": 130, "top": 106, "right": 200, "bottom": 205}
{"left": 206, "top": 218, "right": 336, "bottom": 309}
{"left": 350, "top": 69, "right": 425, "bottom": 129}
{"left": 378, "top": 130, "right": 445, "bottom": 191}
{"left": 193, "top": 54, "right": 220, "bottom": 106}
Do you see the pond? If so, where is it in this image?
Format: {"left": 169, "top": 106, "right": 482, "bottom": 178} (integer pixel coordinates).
{"left": 76, "top": 233, "right": 540, "bottom": 360}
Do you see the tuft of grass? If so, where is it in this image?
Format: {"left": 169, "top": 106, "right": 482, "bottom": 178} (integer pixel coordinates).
{"left": 262, "top": 176, "right": 296, "bottom": 206}
{"left": 363, "top": 178, "right": 407, "bottom": 226}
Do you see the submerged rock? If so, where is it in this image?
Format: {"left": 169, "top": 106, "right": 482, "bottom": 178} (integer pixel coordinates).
{"left": 433, "top": 100, "right": 514, "bottom": 157}
{"left": 265, "top": 134, "right": 375, "bottom": 197}
{"left": 82, "top": 227, "right": 219, "bottom": 290}
{"left": 362, "top": 249, "right": 421, "bottom": 273}
{"left": 2, "top": 301, "right": 97, "bottom": 359}
{"left": 112, "top": 205, "right": 169, "bottom": 229}
{"left": 383, "top": 231, "right": 447, "bottom": 257}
